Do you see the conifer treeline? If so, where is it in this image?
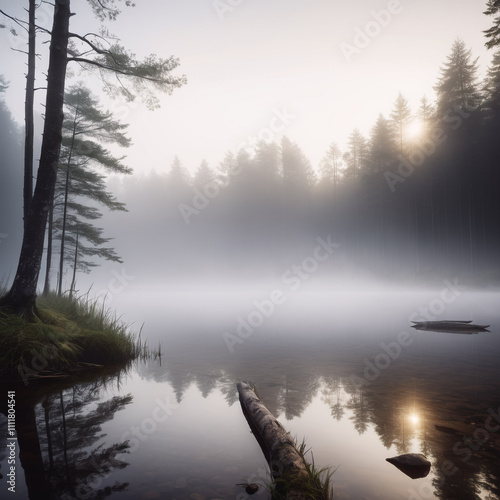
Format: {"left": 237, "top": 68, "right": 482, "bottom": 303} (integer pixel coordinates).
{"left": 110, "top": 39, "right": 500, "bottom": 284}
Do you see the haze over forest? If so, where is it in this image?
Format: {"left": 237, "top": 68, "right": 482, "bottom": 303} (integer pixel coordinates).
{"left": 1, "top": 1, "right": 500, "bottom": 298}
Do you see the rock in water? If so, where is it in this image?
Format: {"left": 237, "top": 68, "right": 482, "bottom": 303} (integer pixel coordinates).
{"left": 236, "top": 483, "right": 260, "bottom": 495}
{"left": 245, "top": 483, "right": 259, "bottom": 494}
{"left": 386, "top": 453, "right": 431, "bottom": 479}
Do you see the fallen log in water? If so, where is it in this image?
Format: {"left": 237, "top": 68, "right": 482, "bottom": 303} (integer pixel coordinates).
{"left": 237, "top": 381, "right": 332, "bottom": 499}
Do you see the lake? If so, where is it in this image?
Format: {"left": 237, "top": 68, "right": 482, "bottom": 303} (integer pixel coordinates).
{"left": 1, "top": 285, "right": 499, "bottom": 499}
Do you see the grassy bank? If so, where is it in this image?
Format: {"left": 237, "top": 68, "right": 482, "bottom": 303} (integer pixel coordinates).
{"left": 0, "top": 290, "right": 145, "bottom": 382}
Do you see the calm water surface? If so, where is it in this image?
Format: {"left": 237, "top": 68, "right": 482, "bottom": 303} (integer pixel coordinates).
{"left": 1, "top": 287, "right": 499, "bottom": 499}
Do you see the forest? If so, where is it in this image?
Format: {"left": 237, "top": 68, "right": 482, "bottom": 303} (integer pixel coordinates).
{"left": 2, "top": 32, "right": 500, "bottom": 297}
{"left": 97, "top": 38, "right": 500, "bottom": 288}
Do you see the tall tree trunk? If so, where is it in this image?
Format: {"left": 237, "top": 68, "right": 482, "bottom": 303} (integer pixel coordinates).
{"left": 69, "top": 232, "right": 78, "bottom": 298}
{"left": 42, "top": 199, "right": 54, "bottom": 296}
{"left": 0, "top": 0, "right": 70, "bottom": 313}
{"left": 24, "top": 0, "right": 36, "bottom": 229}
{"left": 57, "top": 109, "right": 78, "bottom": 296}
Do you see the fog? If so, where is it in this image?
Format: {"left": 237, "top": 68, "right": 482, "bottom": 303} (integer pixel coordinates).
{"left": 2, "top": 117, "right": 500, "bottom": 306}
{"left": 66, "top": 132, "right": 500, "bottom": 306}
{"left": 1, "top": 2, "right": 499, "bottom": 314}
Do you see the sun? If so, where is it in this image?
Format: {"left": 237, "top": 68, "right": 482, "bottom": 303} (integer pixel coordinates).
{"left": 407, "top": 119, "right": 424, "bottom": 139}
{"left": 409, "top": 413, "right": 420, "bottom": 425}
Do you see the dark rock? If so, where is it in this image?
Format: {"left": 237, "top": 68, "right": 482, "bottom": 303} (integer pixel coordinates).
{"left": 386, "top": 453, "right": 431, "bottom": 479}
{"left": 245, "top": 483, "right": 260, "bottom": 494}
{"left": 236, "top": 483, "right": 260, "bottom": 495}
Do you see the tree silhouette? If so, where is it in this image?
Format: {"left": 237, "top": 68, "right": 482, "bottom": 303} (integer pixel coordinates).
{"left": 484, "top": 0, "right": 500, "bottom": 49}
{"left": 319, "top": 142, "right": 343, "bottom": 199}
{"left": 368, "top": 114, "right": 397, "bottom": 173}
{"left": 46, "top": 84, "right": 131, "bottom": 296}
{"left": 390, "top": 92, "right": 412, "bottom": 154}
{"left": 434, "top": 39, "right": 482, "bottom": 125}
{"left": 1, "top": 0, "right": 186, "bottom": 313}
{"left": 37, "top": 383, "right": 133, "bottom": 499}
{"left": 343, "top": 128, "right": 368, "bottom": 181}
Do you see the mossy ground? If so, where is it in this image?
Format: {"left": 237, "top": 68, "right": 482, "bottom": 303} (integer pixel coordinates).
{"left": 0, "top": 291, "right": 145, "bottom": 382}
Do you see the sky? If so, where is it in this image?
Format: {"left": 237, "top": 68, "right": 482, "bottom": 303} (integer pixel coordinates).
{"left": 0, "top": 0, "right": 494, "bottom": 176}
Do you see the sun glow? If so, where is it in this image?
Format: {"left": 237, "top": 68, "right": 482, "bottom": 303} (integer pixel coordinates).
{"left": 407, "top": 119, "right": 424, "bottom": 139}
{"left": 409, "top": 413, "right": 420, "bottom": 425}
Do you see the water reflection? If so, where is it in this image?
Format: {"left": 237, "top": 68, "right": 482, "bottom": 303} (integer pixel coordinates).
{"left": 134, "top": 314, "right": 500, "bottom": 500}
{"left": 1, "top": 367, "right": 134, "bottom": 500}
{"left": 39, "top": 389, "right": 132, "bottom": 499}
{"left": 1, "top": 291, "right": 499, "bottom": 499}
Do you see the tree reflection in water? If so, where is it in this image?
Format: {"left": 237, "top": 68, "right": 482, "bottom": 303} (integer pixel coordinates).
{"left": 1, "top": 368, "right": 133, "bottom": 500}
{"left": 136, "top": 332, "right": 500, "bottom": 500}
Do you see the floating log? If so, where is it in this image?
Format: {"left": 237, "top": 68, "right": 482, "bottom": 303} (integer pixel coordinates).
{"left": 236, "top": 381, "right": 313, "bottom": 499}
{"left": 411, "top": 320, "right": 490, "bottom": 333}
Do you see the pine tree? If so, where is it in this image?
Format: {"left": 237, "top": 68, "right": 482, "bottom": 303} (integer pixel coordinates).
{"left": 167, "top": 156, "right": 191, "bottom": 189}
{"left": 342, "top": 129, "right": 368, "bottom": 181}
{"left": 418, "top": 96, "right": 435, "bottom": 135}
{"left": 281, "top": 136, "right": 316, "bottom": 190}
{"left": 165, "top": 156, "right": 192, "bottom": 212}
{"left": 390, "top": 93, "right": 412, "bottom": 154}
{"left": 1, "top": 0, "right": 186, "bottom": 313}
{"left": 319, "top": 142, "right": 343, "bottom": 195}
{"left": 367, "top": 114, "right": 397, "bottom": 173}
{"left": 193, "top": 160, "right": 216, "bottom": 188}
{"left": 47, "top": 84, "right": 131, "bottom": 296}
{"left": 434, "top": 39, "right": 482, "bottom": 123}
{"left": 217, "top": 151, "right": 238, "bottom": 188}
{"left": 483, "top": 49, "right": 500, "bottom": 119}
{"left": 484, "top": 0, "right": 500, "bottom": 49}
{"left": 253, "top": 140, "right": 281, "bottom": 184}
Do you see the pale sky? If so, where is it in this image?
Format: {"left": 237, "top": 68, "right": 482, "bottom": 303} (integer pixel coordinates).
{"left": 0, "top": 0, "right": 493, "bottom": 176}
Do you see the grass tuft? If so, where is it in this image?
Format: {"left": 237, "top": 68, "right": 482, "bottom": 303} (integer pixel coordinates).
{"left": 0, "top": 290, "right": 147, "bottom": 382}
{"left": 267, "top": 438, "right": 336, "bottom": 500}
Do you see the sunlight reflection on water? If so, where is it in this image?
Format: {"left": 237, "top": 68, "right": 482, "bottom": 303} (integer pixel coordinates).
{"left": 4, "top": 288, "right": 499, "bottom": 499}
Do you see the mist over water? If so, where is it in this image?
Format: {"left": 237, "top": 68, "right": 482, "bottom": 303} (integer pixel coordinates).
{"left": 13, "top": 285, "right": 495, "bottom": 499}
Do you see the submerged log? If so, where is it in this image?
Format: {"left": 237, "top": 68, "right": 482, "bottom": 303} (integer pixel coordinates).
{"left": 237, "top": 381, "right": 311, "bottom": 499}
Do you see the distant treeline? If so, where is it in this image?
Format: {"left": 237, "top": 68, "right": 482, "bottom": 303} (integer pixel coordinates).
{"left": 106, "top": 39, "right": 500, "bottom": 285}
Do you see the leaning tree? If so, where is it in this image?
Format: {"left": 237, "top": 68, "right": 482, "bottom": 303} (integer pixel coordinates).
{"left": 0, "top": 0, "right": 186, "bottom": 314}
